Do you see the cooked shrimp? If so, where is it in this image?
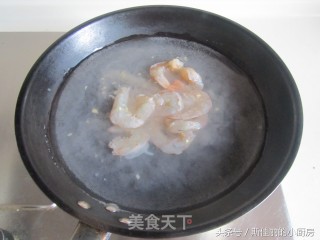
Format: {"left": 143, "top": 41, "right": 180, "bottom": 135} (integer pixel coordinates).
{"left": 134, "top": 95, "right": 156, "bottom": 120}
{"left": 150, "top": 58, "right": 184, "bottom": 89}
{"left": 108, "top": 125, "right": 125, "bottom": 134}
{"left": 151, "top": 127, "right": 195, "bottom": 155}
{"left": 110, "top": 87, "right": 155, "bottom": 128}
{"left": 109, "top": 130, "right": 150, "bottom": 158}
{"left": 153, "top": 91, "right": 184, "bottom": 116}
{"left": 179, "top": 67, "right": 204, "bottom": 89}
{"left": 165, "top": 115, "right": 208, "bottom": 133}
{"left": 150, "top": 58, "right": 203, "bottom": 90}
{"left": 167, "top": 58, "right": 184, "bottom": 71}
{"left": 108, "top": 58, "right": 212, "bottom": 157}
{"left": 166, "top": 120, "right": 201, "bottom": 133}
{"left": 166, "top": 80, "right": 185, "bottom": 91}
{"left": 170, "top": 89, "right": 212, "bottom": 120}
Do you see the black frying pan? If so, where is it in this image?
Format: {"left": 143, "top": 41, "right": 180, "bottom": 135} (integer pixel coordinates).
{"left": 15, "top": 6, "right": 302, "bottom": 238}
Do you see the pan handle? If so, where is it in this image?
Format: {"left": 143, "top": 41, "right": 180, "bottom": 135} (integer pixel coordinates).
{"left": 70, "top": 222, "right": 112, "bottom": 240}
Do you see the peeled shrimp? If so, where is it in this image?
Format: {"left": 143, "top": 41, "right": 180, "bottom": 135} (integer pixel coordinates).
{"left": 179, "top": 67, "right": 203, "bottom": 89}
{"left": 150, "top": 58, "right": 204, "bottom": 90}
{"left": 109, "top": 129, "right": 150, "bottom": 158}
{"left": 165, "top": 115, "right": 208, "bottom": 133}
{"left": 153, "top": 91, "right": 184, "bottom": 116}
{"left": 108, "top": 58, "right": 212, "bottom": 157}
{"left": 151, "top": 127, "right": 195, "bottom": 155}
{"left": 170, "top": 89, "right": 212, "bottom": 120}
{"left": 150, "top": 59, "right": 183, "bottom": 89}
{"left": 167, "top": 120, "right": 201, "bottom": 133}
{"left": 110, "top": 87, "right": 155, "bottom": 129}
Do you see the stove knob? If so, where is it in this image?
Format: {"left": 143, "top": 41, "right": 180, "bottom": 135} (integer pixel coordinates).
{"left": 0, "top": 229, "right": 14, "bottom": 240}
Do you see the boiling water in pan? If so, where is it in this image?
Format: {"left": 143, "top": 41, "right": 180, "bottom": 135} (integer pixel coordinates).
{"left": 52, "top": 37, "right": 265, "bottom": 211}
